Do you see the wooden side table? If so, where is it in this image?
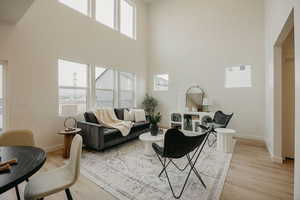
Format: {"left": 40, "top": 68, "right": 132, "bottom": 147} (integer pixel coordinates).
{"left": 57, "top": 128, "right": 81, "bottom": 158}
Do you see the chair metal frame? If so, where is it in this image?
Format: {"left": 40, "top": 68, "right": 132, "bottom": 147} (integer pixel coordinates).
{"left": 153, "top": 128, "right": 212, "bottom": 199}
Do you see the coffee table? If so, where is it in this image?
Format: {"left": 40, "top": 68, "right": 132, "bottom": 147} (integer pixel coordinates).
{"left": 139, "top": 132, "right": 164, "bottom": 156}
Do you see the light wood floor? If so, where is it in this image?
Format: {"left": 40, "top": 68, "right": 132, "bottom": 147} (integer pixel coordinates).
{"left": 1, "top": 138, "right": 294, "bottom": 200}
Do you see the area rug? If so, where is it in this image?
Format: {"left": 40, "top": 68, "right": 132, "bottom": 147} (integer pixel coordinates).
{"left": 80, "top": 139, "right": 235, "bottom": 200}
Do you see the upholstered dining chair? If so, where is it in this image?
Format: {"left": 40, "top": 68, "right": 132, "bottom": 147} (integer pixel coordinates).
{"left": 0, "top": 129, "right": 35, "bottom": 147}
{"left": 152, "top": 128, "right": 209, "bottom": 199}
{"left": 24, "top": 134, "right": 82, "bottom": 200}
{"left": 0, "top": 129, "right": 35, "bottom": 200}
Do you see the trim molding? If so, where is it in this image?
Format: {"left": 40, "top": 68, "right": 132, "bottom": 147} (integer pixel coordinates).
{"left": 233, "top": 133, "right": 264, "bottom": 141}
{"left": 44, "top": 144, "right": 63, "bottom": 153}
{"left": 271, "top": 155, "right": 283, "bottom": 164}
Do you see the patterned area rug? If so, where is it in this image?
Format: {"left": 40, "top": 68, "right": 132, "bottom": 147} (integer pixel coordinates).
{"left": 80, "top": 139, "right": 234, "bottom": 200}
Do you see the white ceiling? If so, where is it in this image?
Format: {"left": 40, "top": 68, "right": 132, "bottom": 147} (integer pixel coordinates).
{"left": 0, "top": 0, "right": 34, "bottom": 25}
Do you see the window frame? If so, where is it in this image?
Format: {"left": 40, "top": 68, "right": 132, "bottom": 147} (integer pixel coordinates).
{"left": 154, "top": 74, "right": 169, "bottom": 91}
{"left": 58, "top": 59, "right": 90, "bottom": 116}
{"left": 0, "top": 61, "right": 7, "bottom": 131}
{"left": 93, "top": 66, "right": 116, "bottom": 108}
{"left": 58, "top": 0, "right": 136, "bottom": 39}
{"left": 58, "top": 0, "right": 90, "bottom": 16}
{"left": 225, "top": 65, "right": 252, "bottom": 88}
{"left": 119, "top": 0, "right": 136, "bottom": 39}
{"left": 118, "top": 71, "right": 136, "bottom": 108}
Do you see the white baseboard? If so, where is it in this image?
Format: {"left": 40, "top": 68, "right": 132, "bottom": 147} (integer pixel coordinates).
{"left": 44, "top": 144, "right": 64, "bottom": 153}
{"left": 233, "top": 133, "right": 265, "bottom": 141}
{"left": 271, "top": 155, "right": 283, "bottom": 163}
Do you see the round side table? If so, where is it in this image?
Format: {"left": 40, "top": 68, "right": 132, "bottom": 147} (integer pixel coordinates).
{"left": 139, "top": 132, "right": 164, "bottom": 156}
{"left": 57, "top": 128, "right": 81, "bottom": 158}
{"left": 215, "top": 128, "right": 236, "bottom": 153}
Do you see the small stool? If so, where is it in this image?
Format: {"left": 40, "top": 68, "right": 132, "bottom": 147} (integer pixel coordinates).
{"left": 215, "top": 128, "right": 236, "bottom": 153}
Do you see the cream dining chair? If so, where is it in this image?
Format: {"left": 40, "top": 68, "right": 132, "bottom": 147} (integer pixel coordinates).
{"left": 0, "top": 129, "right": 35, "bottom": 200}
{"left": 0, "top": 129, "right": 35, "bottom": 146}
{"left": 24, "top": 134, "right": 82, "bottom": 200}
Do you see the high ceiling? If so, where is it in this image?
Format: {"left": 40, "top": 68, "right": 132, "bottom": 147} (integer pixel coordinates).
{"left": 0, "top": 0, "right": 34, "bottom": 25}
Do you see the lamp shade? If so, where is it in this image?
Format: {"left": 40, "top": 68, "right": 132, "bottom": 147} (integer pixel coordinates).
{"left": 202, "top": 98, "right": 211, "bottom": 106}
{"left": 61, "top": 104, "right": 78, "bottom": 117}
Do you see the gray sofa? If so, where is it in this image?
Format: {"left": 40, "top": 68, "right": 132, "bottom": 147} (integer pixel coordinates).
{"left": 77, "top": 108, "right": 150, "bottom": 151}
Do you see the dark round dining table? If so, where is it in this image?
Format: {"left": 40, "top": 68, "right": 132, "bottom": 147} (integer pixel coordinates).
{"left": 0, "top": 146, "right": 46, "bottom": 198}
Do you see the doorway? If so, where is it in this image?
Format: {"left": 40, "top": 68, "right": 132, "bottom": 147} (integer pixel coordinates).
{"left": 273, "top": 10, "right": 295, "bottom": 162}
{"left": 281, "top": 28, "right": 295, "bottom": 160}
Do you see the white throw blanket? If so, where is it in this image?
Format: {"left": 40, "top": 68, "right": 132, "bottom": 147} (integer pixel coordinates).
{"left": 94, "top": 108, "right": 133, "bottom": 137}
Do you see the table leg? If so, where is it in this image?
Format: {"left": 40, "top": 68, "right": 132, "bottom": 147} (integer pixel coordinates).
{"left": 63, "top": 134, "right": 75, "bottom": 159}
{"left": 144, "top": 142, "right": 155, "bottom": 156}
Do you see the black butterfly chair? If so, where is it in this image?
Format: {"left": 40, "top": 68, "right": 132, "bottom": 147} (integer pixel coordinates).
{"left": 201, "top": 111, "right": 234, "bottom": 146}
{"left": 152, "top": 128, "right": 209, "bottom": 199}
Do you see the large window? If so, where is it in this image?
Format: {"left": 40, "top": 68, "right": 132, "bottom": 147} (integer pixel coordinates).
{"left": 225, "top": 65, "right": 252, "bottom": 88}
{"left": 120, "top": 0, "right": 135, "bottom": 38}
{"left": 58, "top": 60, "right": 136, "bottom": 115}
{"left": 58, "top": 0, "right": 136, "bottom": 39}
{"left": 154, "top": 74, "right": 169, "bottom": 91}
{"left": 58, "top": 59, "right": 88, "bottom": 116}
{"left": 95, "top": 0, "right": 115, "bottom": 29}
{"left": 59, "top": 0, "right": 89, "bottom": 15}
{"left": 95, "top": 67, "right": 114, "bottom": 107}
{"left": 119, "top": 71, "right": 135, "bottom": 107}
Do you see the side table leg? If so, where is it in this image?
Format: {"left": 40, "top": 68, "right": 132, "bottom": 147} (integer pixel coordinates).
{"left": 63, "top": 134, "right": 75, "bottom": 158}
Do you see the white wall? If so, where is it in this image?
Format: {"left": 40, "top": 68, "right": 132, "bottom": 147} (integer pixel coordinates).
{"left": 264, "top": 0, "right": 300, "bottom": 199}
{"left": 0, "top": 0, "right": 148, "bottom": 151}
{"left": 147, "top": 0, "right": 265, "bottom": 139}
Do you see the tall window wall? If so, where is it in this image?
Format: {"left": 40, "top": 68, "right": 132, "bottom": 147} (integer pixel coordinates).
{"left": 58, "top": 0, "right": 136, "bottom": 39}
{"left": 58, "top": 59, "right": 136, "bottom": 115}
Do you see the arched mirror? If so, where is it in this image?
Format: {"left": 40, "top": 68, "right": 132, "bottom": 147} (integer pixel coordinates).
{"left": 185, "top": 86, "right": 204, "bottom": 112}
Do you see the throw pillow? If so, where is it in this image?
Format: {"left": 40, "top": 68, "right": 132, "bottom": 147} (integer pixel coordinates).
{"left": 124, "top": 109, "right": 135, "bottom": 121}
{"left": 114, "top": 108, "right": 126, "bottom": 120}
{"left": 132, "top": 109, "right": 146, "bottom": 122}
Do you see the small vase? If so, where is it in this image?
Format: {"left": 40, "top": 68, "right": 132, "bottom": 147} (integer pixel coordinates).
{"left": 150, "top": 123, "right": 159, "bottom": 136}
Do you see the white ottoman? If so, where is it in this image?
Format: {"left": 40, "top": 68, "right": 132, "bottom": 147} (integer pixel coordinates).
{"left": 215, "top": 128, "right": 236, "bottom": 153}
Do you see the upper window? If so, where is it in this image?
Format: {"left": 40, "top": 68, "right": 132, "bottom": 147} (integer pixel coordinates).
{"left": 58, "top": 59, "right": 88, "bottom": 116}
{"left": 95, "top": 67, "right": 114, "bottom": 107}
{"left": 58, "top": 0, "right": 136, "bottom": 39}
{"left": 95, "top": 0, "right": 115, "bottom": 29}
{"left": 119, "top": 71, "right": 135, "bottom": 107}
{"left": 59, "top": 0, "right": 88, "bottom": 15}
{"left": 120, "top": 0, "right": 135, "bottom": 39}
{"left": 154, "top": 74, "right": 169, "bottom": 91}
{"left": 225, "top": 65, "right": 252, "bottom": 88}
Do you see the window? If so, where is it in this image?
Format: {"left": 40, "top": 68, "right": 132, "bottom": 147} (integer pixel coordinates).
{"left": 120, "top": 0, "right": 135, "bottom": 38}
{"left": 95, "top": 67, "right": 114, "bottom": 107}
{"left": 95, "top": 0, "right": 115, "bottom": 29}
{"left": 58, "top": 0, "right": 136, "bottom": 39}
{"left": 59, "top": 0, "right": 89, "bottom": 15}
{"left": 119, "top": 71, "right": 135, "bottom": 107}
{"left": 154, "top": 74, "right": 169, "bottom": 91}
{"left": 225, "top": 65, "right": 252, "bottom": 88}
{"left": 58, "top": 59, "right": 88, "bottom": 116}
{"left": 0, "top": 63, "right": 5, "bottom": 131}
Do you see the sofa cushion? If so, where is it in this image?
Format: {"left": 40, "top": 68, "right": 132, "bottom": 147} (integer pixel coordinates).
{"left": 84, "top": 112, "right": 99, "bottom": 124}
{"left": 133, "top": 121, "right": 150, "bottom": 128}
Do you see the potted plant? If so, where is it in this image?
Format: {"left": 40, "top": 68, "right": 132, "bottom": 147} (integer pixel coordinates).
{"left": 149, "top": 112, "right": 161, "bottom": 136}
{"left": 142, "top": 94, "right": 158, "bottom": 115}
